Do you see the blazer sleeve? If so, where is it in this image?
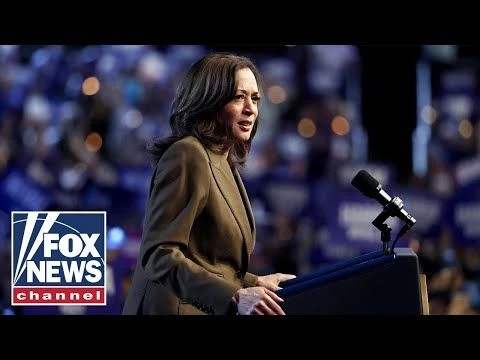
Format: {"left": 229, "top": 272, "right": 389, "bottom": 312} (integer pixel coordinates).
{"left": 242, "top": 272, "right": 258, "bottom": 287}
{"left": 140, "top": 140, "right": 241, "bottom": 315}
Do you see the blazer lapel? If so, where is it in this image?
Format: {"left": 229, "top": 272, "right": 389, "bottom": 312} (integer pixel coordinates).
{"left": 232, "top": 167, "right": 255, "bottom": 239}
{"left": 206, "top": 149, "right": 254, "bottom": 255}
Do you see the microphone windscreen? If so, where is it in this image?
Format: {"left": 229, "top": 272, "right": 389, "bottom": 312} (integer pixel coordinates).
{"left": 351, "top": 170, "right": 380, "bottom": 198}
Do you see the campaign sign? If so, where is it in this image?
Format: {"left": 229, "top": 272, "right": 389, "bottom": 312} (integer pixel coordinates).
{"left": 11, "top": 211, "right": 106, "bottom": 306}
{"left": 448, "top": 181, "right": 480, "bottom": 248}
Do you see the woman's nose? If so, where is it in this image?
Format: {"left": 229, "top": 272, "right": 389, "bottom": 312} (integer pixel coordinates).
{"left": 243, "top": 99, "right": 254, "bottom": 114}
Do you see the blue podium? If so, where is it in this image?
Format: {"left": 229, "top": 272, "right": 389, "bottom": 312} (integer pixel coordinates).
{"left": 277, "top": 247, "right": 426, "bottom": 315}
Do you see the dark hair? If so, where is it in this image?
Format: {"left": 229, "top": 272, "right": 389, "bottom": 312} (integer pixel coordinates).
{"left": 147, "top": 52, "right": 263, "bottom": 167}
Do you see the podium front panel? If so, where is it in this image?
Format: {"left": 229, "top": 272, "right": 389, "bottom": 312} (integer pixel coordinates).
{"left": 277, "top": 248, "right": 423, "bottom": 315}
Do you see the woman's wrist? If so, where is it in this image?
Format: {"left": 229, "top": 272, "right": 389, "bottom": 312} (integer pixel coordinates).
{"left": 230, "top": 292, "right": 239, "bottom": 315}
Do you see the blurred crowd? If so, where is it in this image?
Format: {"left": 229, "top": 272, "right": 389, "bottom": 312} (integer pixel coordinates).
{"left": 0, "top": 45, "right": 479, "bottom": 315}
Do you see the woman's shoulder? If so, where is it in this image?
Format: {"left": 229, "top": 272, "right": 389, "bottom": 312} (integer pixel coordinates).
{"left": 163, "top": 136, "right": 208, "bottom": 162}
{"left": 171, "top": 136, "right": 206, "bottom": 153}
{"left": 153, "top": 136, "right": 211, "bottom": 183}
{"left": 174, "top": 135, "right": 204, "bottom": 148}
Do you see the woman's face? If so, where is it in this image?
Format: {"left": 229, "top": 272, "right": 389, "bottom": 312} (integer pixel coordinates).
{"left": 219, "top": 67, "right": 260, "bottom": 142}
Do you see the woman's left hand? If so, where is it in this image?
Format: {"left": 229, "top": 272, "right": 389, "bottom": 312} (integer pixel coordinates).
{"left": 256, "top": 273, "right": 296, "bottom": 291}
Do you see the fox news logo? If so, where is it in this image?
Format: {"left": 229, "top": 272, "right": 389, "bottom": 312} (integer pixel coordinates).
{"left": 11, "top": 211, "right": 106, "bottom": 306}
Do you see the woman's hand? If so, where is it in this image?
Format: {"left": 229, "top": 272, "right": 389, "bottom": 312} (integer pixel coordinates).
{"left": 231, "top": 273, "right": 297, "bottom": 315}
{"left": 234, "top": 287, "right": 286, "bottom": 315}
{"left": 256, "top": 273, "right": 296, "bottom": 291}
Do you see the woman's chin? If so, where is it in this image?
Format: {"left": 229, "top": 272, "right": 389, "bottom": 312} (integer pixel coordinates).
{"left": 233, "top": 132, "right": 251, "bottom": 142}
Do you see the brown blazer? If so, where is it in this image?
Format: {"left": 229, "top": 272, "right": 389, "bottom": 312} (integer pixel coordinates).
{"left": 122, "top": 136, "right": 258, "bottom": 315}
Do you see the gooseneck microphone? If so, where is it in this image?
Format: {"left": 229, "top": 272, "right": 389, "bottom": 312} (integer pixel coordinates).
{"left": 351, "top": 170, "right": 416, "bottom": 228}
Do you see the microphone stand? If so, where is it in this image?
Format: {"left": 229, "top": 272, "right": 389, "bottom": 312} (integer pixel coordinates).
{"left": 372, "top": 210, "right": 392, "bottom": 255}
{"left": 372, "top": 197, "right": 407, "bottom": 255}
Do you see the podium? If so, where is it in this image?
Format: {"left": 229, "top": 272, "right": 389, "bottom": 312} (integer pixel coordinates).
{"left": 277, "top": 247, "right": 428, "bottom": 315}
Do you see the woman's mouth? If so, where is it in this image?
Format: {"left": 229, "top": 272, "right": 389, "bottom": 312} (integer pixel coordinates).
{"left": 237, "top": 121, "right": 252, "bottom": 131}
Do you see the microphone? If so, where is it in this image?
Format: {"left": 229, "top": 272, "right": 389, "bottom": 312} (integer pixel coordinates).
{"left": 351, "top": 169, "right": 416, "bottom": 228}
